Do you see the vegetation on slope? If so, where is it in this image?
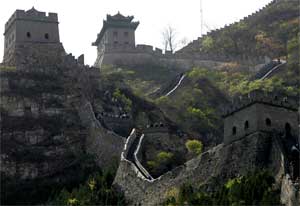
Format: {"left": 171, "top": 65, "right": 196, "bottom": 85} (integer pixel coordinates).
{"left": 101, "top": 62, "right": 182, "bottom": 98}
{"left": 49, "top": 169, "right": 125, "bottom": 206}
{"left": 182, "top": 0, "right": 299, "bottom": 60}
{"left": 164, "top": 170, "right": 280, "bottom": 206}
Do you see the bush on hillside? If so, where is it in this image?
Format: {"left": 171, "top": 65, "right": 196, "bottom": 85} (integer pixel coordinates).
{"left": 48, "top": 170, "right": 125, "bottom": 206}
{"left": 147, "top": 151, "right": 175, "bottom": 177}
{"left": 185, "top": 139, "right": 203, "bottom": 155}
{"left": 113, "top": 88, "right": 132, "bottom": 113}
{"left": 163, "top": 170, "right": 280, "bottom": 206}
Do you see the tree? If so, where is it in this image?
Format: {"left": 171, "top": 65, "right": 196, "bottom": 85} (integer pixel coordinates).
{"left": 162, "top": 25, "right": 177, "bottom": 53}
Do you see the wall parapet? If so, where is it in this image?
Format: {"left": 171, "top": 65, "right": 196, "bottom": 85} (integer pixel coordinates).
{"left": 103, "top": 43, "right": 265, "bottom": 65}
{"left": 5, "top": 8, "right": 58, "bottom": 33}
{"left": 121, "top": 128, "right": 137, "bottom": 160}
{"left": 223, "top": 90, "right": 299, "bottom": 117}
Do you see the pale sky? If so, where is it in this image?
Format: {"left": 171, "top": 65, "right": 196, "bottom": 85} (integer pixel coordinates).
{"left": 0, "top": 0, "right": 272, "bottom": 65}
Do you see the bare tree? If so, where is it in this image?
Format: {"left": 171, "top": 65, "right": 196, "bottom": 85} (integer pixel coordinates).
{"left": 178, "top": 37, "right": 189, "bottom": 49}
{"left": 162, "top": 25, "right": 177, "bottom": 53}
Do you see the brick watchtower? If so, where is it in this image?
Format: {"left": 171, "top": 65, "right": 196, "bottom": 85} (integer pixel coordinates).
{"left": 223, "top": 90, "right": 299, "bottom": 144}
{"left": 3, "top": 7, "right": 61, "bottom": 65}
{"left": 92, "top": 12, "right": 139, "bottom": 68}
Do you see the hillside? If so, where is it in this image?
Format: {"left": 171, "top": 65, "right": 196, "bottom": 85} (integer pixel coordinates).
{"left": 0, "top": 46, "right": 188, "bottom": 204}
{"left": 179, "top": 0, "right": 299, "bottom": 61}
{"left": 1, "top": 1, "right": 299, "bottom": 205}
{"left": 103, "top": 0, "right": 299, "bottom": 144}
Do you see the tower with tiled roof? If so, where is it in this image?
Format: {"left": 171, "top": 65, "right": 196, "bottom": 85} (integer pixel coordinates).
{"left": 92, "top": 12, "right": 139, "bottom": 67}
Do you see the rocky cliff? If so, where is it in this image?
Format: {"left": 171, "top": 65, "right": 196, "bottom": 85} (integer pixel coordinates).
{"left": 0, "top": 43, "right": 126, "bottom": 204}
{"left": 0, "top": 42, "right": 188, "bottom": 204}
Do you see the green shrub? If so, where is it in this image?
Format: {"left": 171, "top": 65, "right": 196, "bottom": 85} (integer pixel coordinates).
{"left": 146, "top": 151, "right": 174, "bottom": 177}
{"left": 113, "top": 88, "right": 132, "bottom": 113}
{"left": 157, "top": 151, "right": 174, "bottom": 163}
{"left": 185, "top": 140, "right": 203, "bottom": 155}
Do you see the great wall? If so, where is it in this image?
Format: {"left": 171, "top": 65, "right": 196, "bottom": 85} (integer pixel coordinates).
{"left": 1, "top": 1, "right": 299, "bottom": 205}
{"left": 113, "top": 89, "right": 299, "bottom": 205}
{"left": 93, "top": 0, "right": 296, "bottom": 72}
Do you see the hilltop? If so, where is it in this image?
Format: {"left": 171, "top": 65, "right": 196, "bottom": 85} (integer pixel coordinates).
{"left": 179, "top": 0, "right": 299, "bottom": 61}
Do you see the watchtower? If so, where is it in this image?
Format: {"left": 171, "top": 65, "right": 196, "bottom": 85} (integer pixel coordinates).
{"left": 223, "top": 90, "right": 299, "bottom": 144}
{"left": 3, "top": 7, "right": 60, "bottom": 64}
{"left": 92, "top": 12, "right": 139, "bottom": 67}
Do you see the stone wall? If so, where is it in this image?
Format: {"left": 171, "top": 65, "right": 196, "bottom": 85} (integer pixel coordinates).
{"left": 223, "top": 90, "right": 299, "bottom": 144}
{"left": 281, "top": 174, "right": 300, "bottom": 206}
{"left": 114, "top": 131, "right": 283, "bottom": 205}
{"left": 100, "top": 44, "right": 265, "bottom": 70}
{"left": 78, "top": 101, "right": 125, "bottom": 168}
{"left": 4, "top": 8, "right": 60, "bottom": 64}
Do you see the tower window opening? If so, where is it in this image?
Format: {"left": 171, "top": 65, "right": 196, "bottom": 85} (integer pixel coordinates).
{"left": 26, "top": 32, "right": 31, "bottom": 38}
{"left": 24, "top": 106, "right": 32, "bottom": 115}
{"left": 266, "top": 118, "right": 271, "bottom": 127}
{"left": 113, "top": 31, "right": 118, "bottom": 37}
{"left": 285, "top": 122, "right": 291, "bottom": 136}
{"left": 244, "top": 121, "right": 249, "bottom": 130}
{"left": 124, "top": 32, "right": 129, "bottom": 37}
{"left": 44, "top": 33, "right": 49, "bottom": 39}
{"left": 232, "top": 126, "right": 237, "bottom": 135}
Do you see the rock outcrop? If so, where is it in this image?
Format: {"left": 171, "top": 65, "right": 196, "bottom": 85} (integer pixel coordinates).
{"left": 0, "top": 43, "right": 125, "bottom": 204}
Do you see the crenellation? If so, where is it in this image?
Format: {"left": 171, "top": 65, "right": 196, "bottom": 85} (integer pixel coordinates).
{"left": 144, "top": 122, "right": 169, "bottom": 134}
{"left": 136, "top": 44, "right": 153, "bottom": 52}
{"left": 3, "top": 8, "right": 61, "bottom": 65}
{"left": 223, "top": 90, "right": 298, "bottom": 117}
{"left": 5, "top": 8, "right": 58, "bottom": 33}
{"left": 223, "top": 90, "right": 299, "bottom": 144}
{"left": 154, "top": 48, "right": 162, "bottom": 55}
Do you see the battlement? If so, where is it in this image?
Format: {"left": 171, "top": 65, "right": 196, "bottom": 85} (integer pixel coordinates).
{"left": 3, "top": 8, "right": 61, "bottom": 64}
{"left": 144, "top": 122, "right": 169, "bottom": 133}
{"left": 223, "top": 90, "right": 299, "bottom": 144}
{"left": 223, "top": 90, "right": 299, "bottom": 117}
{"left": 104, "top": 43, "right": 265, "bottom": 63}
{"left": 96, "top": 111, "right": 131, "bottom": 120}
{"left": 5, "top": 8, "right": 58, "bottom": 34}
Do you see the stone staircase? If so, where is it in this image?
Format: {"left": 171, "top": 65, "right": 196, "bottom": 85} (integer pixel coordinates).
{"left": 251, "top": 61, "right": 280, "bottom": 80}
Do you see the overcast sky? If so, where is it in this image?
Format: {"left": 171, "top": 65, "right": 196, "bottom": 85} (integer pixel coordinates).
{"left": 0, "top": 0, "right": 272, "bottom": 65}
